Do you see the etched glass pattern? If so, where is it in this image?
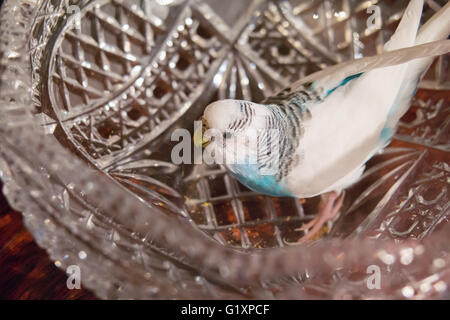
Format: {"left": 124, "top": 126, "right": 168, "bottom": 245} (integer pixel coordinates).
{"left": 0, "top": 0, "right": 449, "bottom": 299}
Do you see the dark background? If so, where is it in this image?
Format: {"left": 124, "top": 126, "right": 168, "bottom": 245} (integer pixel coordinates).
{"left": 0, "top": 181, "right": 96, "bottom": 299}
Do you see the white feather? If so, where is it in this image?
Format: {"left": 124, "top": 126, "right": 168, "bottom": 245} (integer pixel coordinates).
{"left": 388, "top": 1, "right": 450, "bottom": 127}
{"left": 286, "top": 0, "right": 450, "bottom": 197}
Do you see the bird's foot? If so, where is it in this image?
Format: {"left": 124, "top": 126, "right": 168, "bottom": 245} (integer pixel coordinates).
{"left": 295, "top": 191, "right": 345, "bottom": 244}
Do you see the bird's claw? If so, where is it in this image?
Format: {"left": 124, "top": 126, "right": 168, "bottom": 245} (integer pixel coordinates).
{"left": 294, "top": 191, "right": 345, "bottom": 244}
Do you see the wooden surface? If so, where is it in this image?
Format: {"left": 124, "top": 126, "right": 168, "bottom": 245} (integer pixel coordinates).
{"left": 0, "top": 182, "right": 96, "bottom": 300}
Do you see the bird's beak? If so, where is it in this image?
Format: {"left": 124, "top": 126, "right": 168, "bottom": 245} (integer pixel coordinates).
{"left": 193, "top": 117, "right": 211, "bottom": 148}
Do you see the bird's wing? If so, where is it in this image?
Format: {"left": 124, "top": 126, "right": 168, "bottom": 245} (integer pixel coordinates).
{"left": 284, "top": 0, "right": 450, "bottom": 197}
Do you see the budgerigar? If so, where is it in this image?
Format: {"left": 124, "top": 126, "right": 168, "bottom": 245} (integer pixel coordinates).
{"left": 199, "top": 0, "right": 450, "bottom": 243}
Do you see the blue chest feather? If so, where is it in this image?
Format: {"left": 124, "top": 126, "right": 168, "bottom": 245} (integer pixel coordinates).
{"left": 228, "top": 164, "right": 293, "bottom": 197}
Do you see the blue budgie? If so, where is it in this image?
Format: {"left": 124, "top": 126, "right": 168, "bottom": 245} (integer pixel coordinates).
{"left": 199, "top": 0, "right": 450, "bottom": 243}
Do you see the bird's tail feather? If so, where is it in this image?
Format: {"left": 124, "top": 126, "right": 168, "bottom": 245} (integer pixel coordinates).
{"left": 386, "top": 1, "right": 450, "bottom": 128}
{"left": 417, "top": 1, "right": 450, "bottom": 45}
{"left": 405, "top": 1, "right": 450, "bottom": 81}
{"left": 299, "top": 0, "right": 425, "bottom": 94}
{"left": 384, "top": 0, "right": 424, "bottom": 52}
{"left": 294, "top": 40, "right": 450, "bottom": 90}
{"left": 348, "top": 0, "right": 426, "bottom": 127}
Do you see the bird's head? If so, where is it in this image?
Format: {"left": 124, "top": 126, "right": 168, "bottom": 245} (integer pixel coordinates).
{"left": 197, "top": 99, "right": 272, "bottom": 159}
{"left": 203, "top": 99, "right": 260, "bottom": 132}
{"left": 195, "top": 99, "right": 291, "bottom": 197}
{"left": 197, "top": 99, "right": 255, "bottom": 161}
{"left": 202, "top": 99, "right": 271, "bottom": 136}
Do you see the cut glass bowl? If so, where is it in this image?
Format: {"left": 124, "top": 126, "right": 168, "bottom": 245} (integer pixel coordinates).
{"left": 0, "top": 0, "right": 449, "bottom": 299}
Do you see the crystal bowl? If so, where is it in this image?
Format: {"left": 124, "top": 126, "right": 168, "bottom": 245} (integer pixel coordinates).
{"left": 0, "top": 0, "right": 449, "bottom": 299}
